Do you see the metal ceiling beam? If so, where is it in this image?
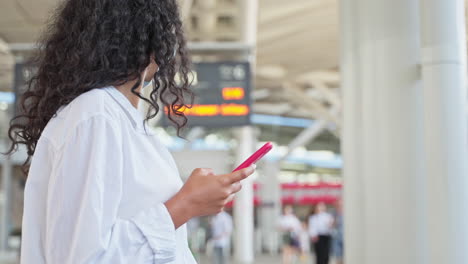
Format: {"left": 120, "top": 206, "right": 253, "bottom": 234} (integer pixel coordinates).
{"left": 310, "top": 80, "right": 341, "bottom": 108}
{"left": 280, "top": 119, "right": 328, "bottom": 160}
{"left": 251, "top": 88, "right": 270, "bottom": 100}
{"left": 259, "top": 1, "right": 332, "bottom": 26}
{"left": 188, "top": 41, "right": 252, "bottom": 52}
{"left": 297, "top": 71, "right": 340, "bottom": 83}
{"left": 285, "top": 82, "right": 338, "bottom": 123}
{"left": 253, "top": 102, "right": 291, "bottom": 115}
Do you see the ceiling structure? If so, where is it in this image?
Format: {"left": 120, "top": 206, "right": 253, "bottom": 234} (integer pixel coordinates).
{"left": 1, "top": 0, "right": 465, "bottom": 158}
{"left": 0, "top": 0, "right": 341, "bottom": 124}
{"left": 183, "top": 0, "right": 341, "bottom": 128}
{"left": 1, "top": 0, "right": 468, "bottom": 125}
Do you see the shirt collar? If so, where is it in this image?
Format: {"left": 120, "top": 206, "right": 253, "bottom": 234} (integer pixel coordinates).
{"left": 104, "top": 86, "right": 152, "bottom": 134}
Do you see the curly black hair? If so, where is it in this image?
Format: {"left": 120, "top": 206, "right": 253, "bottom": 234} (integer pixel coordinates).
{"left": 7, "top": 0, "right": 194, "bottom": 170}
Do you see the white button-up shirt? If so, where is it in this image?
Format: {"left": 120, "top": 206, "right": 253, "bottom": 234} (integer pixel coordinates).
{"left": 308, "top": 212, "right": 333, "bottom": 237}
{"left": 278, "top": 214, "right": 302, "bottom": 235}
{"left": 21, "top": 87, "right": 197, "bottom": 264}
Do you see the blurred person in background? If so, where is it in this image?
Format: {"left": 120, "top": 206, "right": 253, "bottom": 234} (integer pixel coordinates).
{"left": 210, "top": 211, "right": 233, "bottom": 264}
{"left": 309, "top": 202, "right": 333, "bottom": 264}
{"left": 6, "top": 0, "right": 256, "bottom": 263}
{"left": 332, "top": 199, "right": 344, "bottom": 264}
{"left": 278, "top": 205, "right": 301, "bottom": 264}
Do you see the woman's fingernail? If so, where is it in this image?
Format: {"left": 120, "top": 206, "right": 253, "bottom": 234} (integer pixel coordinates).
{"left": 252, "top": 164, "right": 257, "bottom": 169}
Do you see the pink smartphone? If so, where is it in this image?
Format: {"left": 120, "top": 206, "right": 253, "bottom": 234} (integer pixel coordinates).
{"left": 233, "top": 142, "right": 273, "bottom": 172}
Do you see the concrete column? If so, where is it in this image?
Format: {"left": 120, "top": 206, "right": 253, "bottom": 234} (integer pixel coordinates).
{"left": 258, "top": 161, "right": 281, "bottom": 254}
{"left": 420, "top": 0, "right": 468, "bottom": 263}
{"left": 339, "top": 0, "right": 365, "bottom": 262}
{"left": 239, "top": 0, "right": 258, "bottom": 61}
{"left": 233, "top": 126, "right": 255, "bottom": 263}
{"left": 340, "top": 0, "right": 426, "bottom": 263}
{"left": 0, "top": 39, "right": 14, "bottom": 253}
{"left": 0, "top": 155, "right": 12, "bottom": 252}
{"left": 234, "top": 0, "right": 258, "bottom": 262}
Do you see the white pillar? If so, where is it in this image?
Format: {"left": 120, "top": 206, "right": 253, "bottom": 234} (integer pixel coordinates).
{"left": 239, "top": 0, "right": 258, "bottom": 61}
{"left": 339, "top": 0, "right": 365, "bottom": 262}
{"left": 258, "top": 161, "right": 281, "bottom": 254}
{"left": 340, "top": 1, "right": 426, "bottom": 263}
{"left": 234, "top": 126, "right": 255, "bottom": 263}
{"left": 420, "top": 0, "right": 468, "bottom": 263}
{"left": 0, "top": 38, "right": 14, "bottom": 252}
{"left": 234, "top": 0, "right": 258, "bottom": 262}
{"left": 0, "top": 155, "right": 12, "bottom": 251}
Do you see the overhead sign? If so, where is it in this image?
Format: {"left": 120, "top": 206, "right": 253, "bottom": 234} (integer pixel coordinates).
{"left": 165, "top": 61, "right": 251, "bottom": 127}
{"left": 15, "top": 62, "right": 252, "bottom": 128}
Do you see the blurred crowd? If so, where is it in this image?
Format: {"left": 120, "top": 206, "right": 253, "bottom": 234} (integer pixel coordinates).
{"left": 186, "top": 200, "right": 343, "bottom": 264}
{"left": 279, "top": 201, "right": 344, "bottom": 264}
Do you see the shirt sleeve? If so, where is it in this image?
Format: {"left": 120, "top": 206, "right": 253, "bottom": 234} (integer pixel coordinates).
{"left": 44, "top": 115, "right": 177, "bottom": 264}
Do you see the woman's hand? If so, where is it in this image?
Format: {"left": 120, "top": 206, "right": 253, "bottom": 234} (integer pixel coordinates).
{"left": 165, "top": 166, "right": 255, "bottom": 228}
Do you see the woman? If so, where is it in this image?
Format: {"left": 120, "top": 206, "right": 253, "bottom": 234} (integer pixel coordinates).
{"left": 7, "top": 0, "right": 255, "bottom": 263}
{"left": 278, "top": 205, "right": 301, "bottom": 264}
{"left": 308, "top": 203, "right": 333, "bottom": 264}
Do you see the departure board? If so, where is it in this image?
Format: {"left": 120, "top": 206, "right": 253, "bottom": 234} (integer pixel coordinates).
{"left": 165, "top": 61, "right": 252, "bottom": 127}
{"left": 14, "top": 61, "right": 252, "bottom": 128}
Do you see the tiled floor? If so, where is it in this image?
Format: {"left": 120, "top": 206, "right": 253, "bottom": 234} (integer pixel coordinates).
{"left": 1, "top": 252, "right": 341, "bottom": 264}
{"left": 0, "top": 251, "right": 18, "bottom": 264}
{"left": 197, "top": 253, "right": 340, "bottom": 264}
